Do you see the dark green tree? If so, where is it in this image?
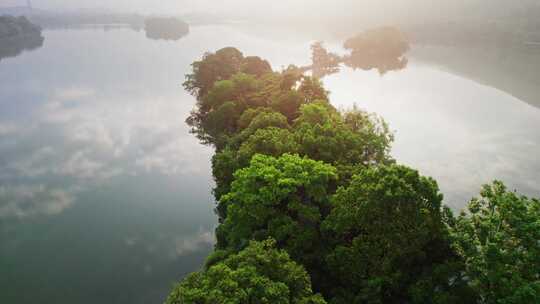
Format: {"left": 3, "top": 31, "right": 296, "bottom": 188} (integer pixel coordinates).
{"left": 187, "top": 73, "right": 259, "bottom": 147}
{"left": 234, "top": 111, "right": 290, "bottom": 146}
{"left": 322, "top": 165, "right": 473, "bottom": 303}
{"left": 183, "top": 47, "right": 246, "bottom": 99}
{"left": 293, "top": 102, "right": 393, "bottom": 169}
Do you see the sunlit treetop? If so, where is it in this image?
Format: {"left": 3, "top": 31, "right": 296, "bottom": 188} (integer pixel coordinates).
{"left": 165, "top": 239, "right": 327, "bottom": 304}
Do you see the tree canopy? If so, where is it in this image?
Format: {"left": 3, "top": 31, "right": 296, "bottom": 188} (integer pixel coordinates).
{"left": 450, "top": 181, "right": 540, "bottom": 304}
{"left": 165, "top": 239, "right": 326, "bottom": 304}
{"left": 323, "top": 164, "right": 475, "bottom": 303}
{"left": 216, "top": 154, "right": 336, "bottom": 273}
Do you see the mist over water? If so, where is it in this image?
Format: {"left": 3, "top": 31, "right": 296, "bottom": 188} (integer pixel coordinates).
{"left": 1, "top": 1, "right": 540, "bottom": 303}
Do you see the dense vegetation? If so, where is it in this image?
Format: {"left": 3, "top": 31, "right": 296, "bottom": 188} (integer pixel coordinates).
{"left": 144, "top": 17, "right": 189, "bottom": 41}
{"left": 167, "top": 44, "right": 540, "bottom": 303}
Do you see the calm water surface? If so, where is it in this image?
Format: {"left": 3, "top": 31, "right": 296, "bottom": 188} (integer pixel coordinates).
{"left": 0, "top": 25, "right": 539, "bottom": 303}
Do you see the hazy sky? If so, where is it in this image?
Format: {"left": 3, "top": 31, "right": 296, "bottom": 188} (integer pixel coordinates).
{"left": 0, "top": 0, "right": 512, "bottom": 14}
{"left": 2, "top": 0, "right": 538, "bottom": 22}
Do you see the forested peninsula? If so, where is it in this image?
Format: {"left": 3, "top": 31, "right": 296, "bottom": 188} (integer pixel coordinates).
{"left": 165, "top": 42, "right": 540, "bottom": 303}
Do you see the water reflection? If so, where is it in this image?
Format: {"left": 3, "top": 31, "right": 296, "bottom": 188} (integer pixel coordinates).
{"left": 403, "top": 21, "right": 540, "bottom": 109}
{"left": 0, "top": 16, "right": 45, "bottom": 62}
{"left": 343, "top": 27, "right": 409, "bottom": 74}
{"left": 0, "top": 84, "right": 211, "bottom": 217}
{"left": 0, "top": 184, "right": 74, "bottom": 218}
{"left": 144, "top": 17, "right": 190, "bottom": 41}
{"left": 0, "top": 28, "right": 215, "bottom": 303}
{"left": 410, "top": 45, "right": 540, "bottom": 110}
{"left": 308, "top": 26, "right": 409, "bottom": 78}
{"left": 324, "top": 64, "right": 540, "bottom": 207}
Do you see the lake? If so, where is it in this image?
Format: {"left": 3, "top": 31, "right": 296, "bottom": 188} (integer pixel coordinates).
{"left": 1, "top": 25, "right": 539, "bottom": 304}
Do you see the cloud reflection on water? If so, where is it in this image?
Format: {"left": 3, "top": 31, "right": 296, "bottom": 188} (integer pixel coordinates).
{"left": 0, "top": 184, "right": 75, "bottom": 218}
{"left": 0, "top": 84, "right": 212, "bottom": 219}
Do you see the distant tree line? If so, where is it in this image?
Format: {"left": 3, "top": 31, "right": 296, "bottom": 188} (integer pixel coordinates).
{"left": 165, "top": 37, "right": 539, "bottom": 303}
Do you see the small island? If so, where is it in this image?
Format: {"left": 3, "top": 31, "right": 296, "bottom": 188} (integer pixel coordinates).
{"left": 144, "top": 17, "right": 189, "bottom": 41}
{"left": 0, "top": 15, "right": 44, "bottom": 61}
{"left": 302, "top": 26, "right": 410, "bottom": 79}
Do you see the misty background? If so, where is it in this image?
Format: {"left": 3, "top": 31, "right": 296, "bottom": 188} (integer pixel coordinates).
{"left": 2, "top": 0, "right": 540, "bottom": 23}
{"left": 2, "top": 1, "right": 540, "bottom": 303}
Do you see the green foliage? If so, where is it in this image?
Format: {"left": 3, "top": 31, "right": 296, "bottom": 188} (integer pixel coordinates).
{"left": 322, "top": 165, "right": 472, "bottom": 303}
{"left": 450, "top": 181, "right": 540, "bottom": 304}
{"left": 202, "top": 101, "right": 242, "bottom": 148}
{"left": 183, "top": 47, "right": 246, "bottom": 99}
{"left": 184, "top": 47, "right": 337, "bottom": 148}
{"left": 187, "top": 73, "right": 259, "bottom": 148}
{"left": 165, "top": 239, "right": 326, "bottom": 304}
{"left": 217, "top": 154, "right": 337, "bottom": 255}
{"left": 270, "top": 90, "right": 305, "bottom": 122}
{"left": 235, "top": 111, "right": 290, "bottom": 146}
{"left": 207, "top": 100, "right": 393, "bottom": 212}
{"left": 241, "top": 56, "right": 273, "bottom": 77}
{"left": 237, "top": 107, "right": 277, "bottom": 130}
{"left": 212, "top": 148, "right": 241, "bottom": 206}
{"left": 297, "top": 76, "right": 330, "bottom": 103}
{"left": 237, "top": 128, "right": 299, "bottom": 165}
{"left": 294, "top": 103, "right": 394, "bottom": 167}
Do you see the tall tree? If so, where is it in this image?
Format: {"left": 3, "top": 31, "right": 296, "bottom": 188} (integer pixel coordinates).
{"left": 322, "top": 165, "right": 473, "bottom": 303}
{"left": 216, "top": 154, "right": 337, "bottom": 289}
